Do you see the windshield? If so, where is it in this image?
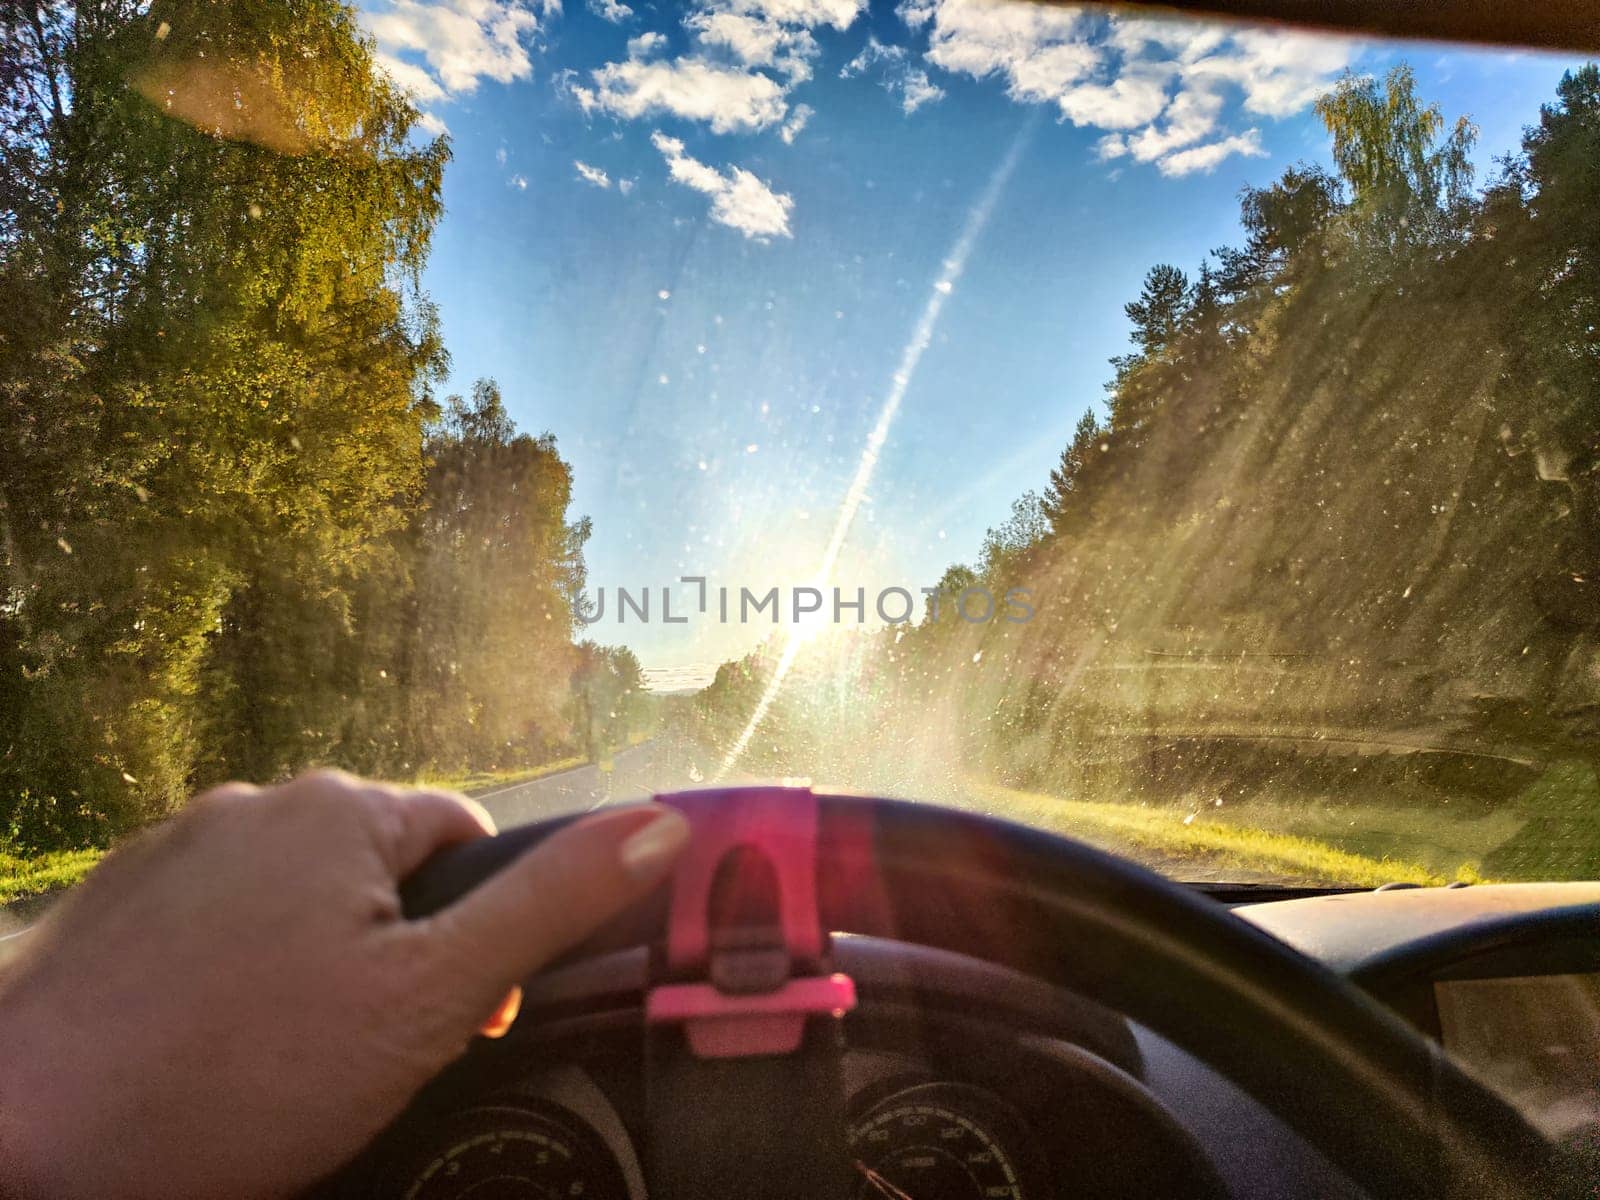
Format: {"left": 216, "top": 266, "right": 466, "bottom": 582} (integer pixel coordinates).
{"left": 4, "top": 0, "right": 1599, "bottom": 898}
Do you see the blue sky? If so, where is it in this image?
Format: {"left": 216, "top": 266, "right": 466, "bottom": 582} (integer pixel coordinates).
{"left": 359, "top": 0, "right": 1586, "bottom": 688}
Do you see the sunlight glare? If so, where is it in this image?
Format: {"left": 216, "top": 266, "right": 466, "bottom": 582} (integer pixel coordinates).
{"left": 716, "top": 120, "right": 1036, "bottom": 778}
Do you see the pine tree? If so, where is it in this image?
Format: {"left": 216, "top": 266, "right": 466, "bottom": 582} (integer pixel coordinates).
{"left": 1042, "top": 410, "right": 1102, "bottom": 536}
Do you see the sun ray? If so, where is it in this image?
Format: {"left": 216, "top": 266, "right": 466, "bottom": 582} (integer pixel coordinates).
{"left": 717, "top": 119, "right": 1037, "bottom": 778}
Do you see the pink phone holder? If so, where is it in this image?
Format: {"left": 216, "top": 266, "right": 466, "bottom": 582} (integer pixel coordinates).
{"left": 644, "top": 787, "right": 857, "bottom": 1058}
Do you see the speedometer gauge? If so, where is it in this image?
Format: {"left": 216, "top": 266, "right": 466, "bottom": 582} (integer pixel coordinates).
{"left": 849, "top": 1083, "right": 1036, "bottom": 1200}
{"left": 383, "top": 1102, "right": 629, "bottom": 1200}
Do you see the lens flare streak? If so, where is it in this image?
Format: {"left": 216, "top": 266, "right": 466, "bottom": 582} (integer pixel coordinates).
{"left": 718, "top": 123, "right": 1034, "bottom": 777}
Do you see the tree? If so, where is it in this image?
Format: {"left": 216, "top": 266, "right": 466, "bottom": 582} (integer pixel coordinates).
{"left": 1315, "top": 64, "right": 1477, "bottom": 254}
{"left": 1123, "top": 264, "right": 1193, "bottom": 358}
{"left": 1516, "top": 64, "right": 1600, "bottom": 396}
{"left": 1215, "top": 163, "right": 1344, "bottom": 300}
{"left": 1042, "top": 411, "right": 1102, "bottom": 535}
{"left": 980, "top": 491, "right": 1049, "bottom": 583}
{"left": 573, "top": 642, "right": 646, "bottom": 761}
{"left": 399, "top": 379, "right": 587, "bottom": 773}
{"left": 1488, "top": 65, "right": 1600, "bottom": 575}
{"left": 1, "top": 0, "right": 447, "bottom": 842}
{"left": 920, "top": 563, "right": 979, "bottom": 627}
{"left": 1106, "top": 263, "right": 1195, "bottom": 433}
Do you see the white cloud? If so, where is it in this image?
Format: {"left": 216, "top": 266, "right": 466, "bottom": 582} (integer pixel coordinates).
{"left": 902, "top": 0, "right": 1355, "bottom": 175}
{"left": 588, "top": 0, "right": 633, "bottom": 23}
{"left": 915, "top": 0, "right": 1097, "bottom": 105}
{"left": 687, "top": 10, "right": 819, "bottom": 81}
{"left": 841, "top": 36, "right": 904, "bottom": 76}
{"left": 1096, "top": 132, "right": 1127, "bottom": 160}
{"left": 375, "top": 51, "right": 448, "bottom": 104}
{"left": 551, "top": 65, "right": 581, "bottom": 99}
{"left": 1182, "top": 27, "right": 1357, "bottom": 117}
{"left": 1108, "top": 16, "right": 1227, "bottom": 62}
{"left": 495, "top": 145, "right": 508, "bottom": 165}
{"left": 715, "top": 0, "right": 863, "bottom": 31}
{"left": 1157, "top": 128, "right": 1266, "bottom": 176}
{"left": 508, "top": 172, "right": 529, "bottom": 189}
{"left": 651, "top": 130, "right": 794, "bottom": 239}
{"left": 573, "top": 57, "right": 790, "bottom": 133}
{"left": 416, "top": 109, "right": 450, "bottom": 136}
{"left": 682, "top": 0, "right": 866, "bottom": 82}
{"left": 641, "top": 662, "right": 718, "bottom": 692}
{"left": 1125, "top": 84, "right": 1222, "bottom": 160}
{"left": 1052, "top": 62, "right": 1171, "bottom": 129}
{"left": 841, "top": 36, "right": 943, "bottom": 114}
{"left": 780, "top": 102, "right": 813, "bottom": 143}
{"left": 575, "top": 159, "right": 612, "bottom": 187}
{"left": 628, "top": 30, "right": 668, "bottom": 57}
{"left": 570, "top": 0, "right": 866, "bottom": 136}
{"left": 364, "top": 0, "right": 556, "bottom": 97}
{"left": 896, "top": 67, "right": 943, "bottom": 113}
{"left": 618, "top": 176, "right": 637, "bottom": 194}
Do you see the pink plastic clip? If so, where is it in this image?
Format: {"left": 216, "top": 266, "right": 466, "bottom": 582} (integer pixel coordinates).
{"left": 647, "top": 787, "right": 856, "bottom": 1057}
{"left": 658, "top": 787, "right": 822, "bottom": 972}
{"left": 646, "top": 973, "right": 857, "bottom": 1058}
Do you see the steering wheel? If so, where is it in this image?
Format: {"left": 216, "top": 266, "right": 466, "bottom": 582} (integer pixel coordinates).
{"left": 376, "top": 787, "right": 1555, "bottom": 1200}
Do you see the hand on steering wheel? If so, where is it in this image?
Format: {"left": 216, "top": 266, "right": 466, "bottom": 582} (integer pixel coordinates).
{"left": 0, "top": 771, "right": 689, "bottom": 1199}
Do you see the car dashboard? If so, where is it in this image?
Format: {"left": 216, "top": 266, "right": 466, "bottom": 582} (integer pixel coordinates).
{"left": 327, "top": 883, "right": 1600, "bottom": 1199}
{"left": 1237, "top": 883, "right": 1600, "bottom": 1148}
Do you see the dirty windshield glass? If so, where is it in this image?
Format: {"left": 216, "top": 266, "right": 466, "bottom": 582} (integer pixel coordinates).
{"left": 4, "top": 0, "right": 1600, "bottom": 900}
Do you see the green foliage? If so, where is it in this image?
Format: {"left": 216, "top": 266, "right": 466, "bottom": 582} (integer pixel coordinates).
{"left": 978, "top": 491, "right": 1048, "bottom": 584}
{"left": 375, "top": 380, "right": 586, "bottom": 776}
{"left": 0, "top": 847, "right": 105, "bottom": 905}
{"left": 0, "top": 4, "right": 587, "bottom": 855}
{"left": 1216, "top": 163, "right": 1343, "bottom": 301}
{"left": 571, "top": 642, "right": 649, "bottom": 762}
{"left": 1123, "top": 264, "right": 1193, "bottom": 358}
{"left": 1109, "top": 264, "right": 1192, "bottom": 402}
{"left": 1490, "top": 64, "right": 1600, "bottom": 466}
{"left": 1315, "top": 64, "right": 1477, "bottom": 255}
{"left": 923, "top": 563, "right": 979, "bottom": 625}
{"left": 1042, "top": 410, "right": 1102, "bottom": 536}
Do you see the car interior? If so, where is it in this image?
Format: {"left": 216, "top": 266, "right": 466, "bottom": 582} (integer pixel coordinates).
{"left": 309, "top": 784, "right": 1600, "bottom": 1199}
{"left": 307, "top": 4, "right": 1600, "bottom": 1198}
{"left": 8, "top": 0, "right": 1600, "bottom": 1197}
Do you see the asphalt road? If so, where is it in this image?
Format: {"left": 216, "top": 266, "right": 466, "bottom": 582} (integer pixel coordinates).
{"left": 468, "top": 738, "right": 705, "bottom": 829}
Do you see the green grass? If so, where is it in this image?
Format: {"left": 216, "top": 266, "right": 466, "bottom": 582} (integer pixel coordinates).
{"left": 969, "top": 781, "right": 1477, "bottom": 887}
{"left": 0, "top": 755, "right": 592, "bottom": 906}
{"left": 0, "top": 847, "right": 106, "bottom": 904}
{"left": 966, "top": 760, "right": 1600, "bottom": 887}
{"left": 1214, "top": 796, "right": 1519, "bottom": 880}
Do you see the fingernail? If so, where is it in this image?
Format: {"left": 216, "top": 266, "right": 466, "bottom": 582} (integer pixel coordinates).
{"left": 619, "top": 809, "right": 690, "bottom": 882}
